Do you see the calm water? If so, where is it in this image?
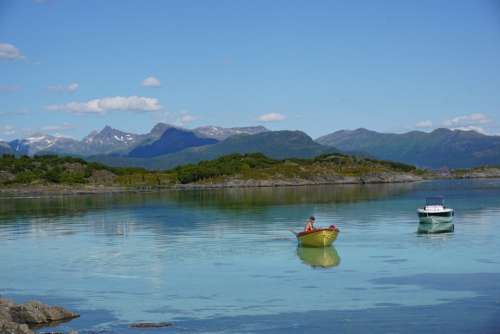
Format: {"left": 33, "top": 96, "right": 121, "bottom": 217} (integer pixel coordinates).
{"left": 1, "top": 180, "right": 500, "bottom": 333}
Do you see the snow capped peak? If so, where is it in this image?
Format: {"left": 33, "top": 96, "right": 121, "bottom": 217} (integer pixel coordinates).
{"left": 194, "top": 125, "right": 269, "bottom": 140}
{"left": 8, "top": 123, "right": 269, "bottom": 156}
{"left": 26, "top": 135, "right": 50, "bottom": 143}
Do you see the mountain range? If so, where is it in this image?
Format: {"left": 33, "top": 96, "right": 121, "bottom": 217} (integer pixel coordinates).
{"left": 317, "top": 128, "right": 500, "bottom": 169}
{"left": 0, "top": 141, "right": 12, "bottom": 155}
{"left": 5, "top": 124, "right": 269, "bottom": 158}
{"left": 128, "top": 128, "right": 219, "bottom": 158}
{"left": 4, "top": 124, "right": 500, "bottom": 170}
{"left": 90, "top": 130, "right": 336, "bottom": 170}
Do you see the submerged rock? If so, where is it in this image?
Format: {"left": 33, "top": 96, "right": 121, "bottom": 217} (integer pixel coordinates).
{"left": 129, "top": 322, "right": 174, "bottom": 328}
{"left": 0, "top": 298, "right": 79, "bottom": 334}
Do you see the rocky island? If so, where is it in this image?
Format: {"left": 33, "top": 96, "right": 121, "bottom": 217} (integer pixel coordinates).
{"left": 1, "top": 152, "right": 500, "bottom": 196}
{"left": 0, "top": 153, "right": 426, "bottom": 196}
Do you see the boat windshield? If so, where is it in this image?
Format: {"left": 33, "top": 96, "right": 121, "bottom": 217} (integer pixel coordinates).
{"left": 426, "top": 197, "right": 444, "bottom": 206}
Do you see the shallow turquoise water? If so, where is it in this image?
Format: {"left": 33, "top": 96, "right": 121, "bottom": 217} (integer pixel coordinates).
{"left": 1, "top": 180, "right": 499, "bottom": 333}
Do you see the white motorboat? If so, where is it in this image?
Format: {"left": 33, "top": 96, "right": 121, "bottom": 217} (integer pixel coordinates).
{"left": 417, "top": 196, "right": 454, "bottom": 224}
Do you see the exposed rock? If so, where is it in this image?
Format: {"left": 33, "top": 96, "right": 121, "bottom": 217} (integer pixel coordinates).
{"left": 452, "top": 167, "right": 500, "bottom": 179}
{"left": 62, "top": 163, "right": 86, "bottom": 174}
{"left": 129, "top": 322, "right": 174, "bottom": 328}
{"left": 0, "top": 170, "right": 15, "bottom": 184}
{"left": 87, "top": 169, "right": 117, "bottom": 184}
{"left": 0, "top": 320, "right": 32, "bottom": 334}
{"left": 175, "top": 172, "right": 423, "bottom": 189}
{"left": 10, "top": 300, "right": 79, "bottom": 325}
{"left": 0, "top": 298, "right": 78, "bottom": 334}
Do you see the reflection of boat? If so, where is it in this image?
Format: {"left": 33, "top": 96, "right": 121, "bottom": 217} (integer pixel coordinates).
{"left": 296, "top": 227, "right": 339, "bottom": 247}
{"left": 417, "top": 197, "right": 454, "bottom": 224}
{"left": 297, "top": 246, "right": 340, "bottom": 268}
{"left": 417, "top": 222, "right": 454, "bottom": 234}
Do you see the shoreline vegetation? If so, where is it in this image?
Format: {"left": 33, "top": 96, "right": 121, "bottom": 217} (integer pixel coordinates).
{"left": 0, "top": 153, "right": 499, "bottom": 197}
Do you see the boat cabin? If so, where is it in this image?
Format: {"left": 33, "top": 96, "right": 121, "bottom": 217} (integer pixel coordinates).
{"left": 418, "top": 196, "right": 454, "bottom": 218}
{"left": 425, "top": 196, "right": 445, "bottom": 207}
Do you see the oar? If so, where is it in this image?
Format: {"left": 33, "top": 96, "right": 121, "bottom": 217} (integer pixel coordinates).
{"left": 288, "top": 229, "right": 298, "bottom": 236}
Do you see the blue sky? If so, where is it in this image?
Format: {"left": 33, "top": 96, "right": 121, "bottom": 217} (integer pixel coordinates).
{"left": 1, "top": 0, "right": 500, "bottom": 140}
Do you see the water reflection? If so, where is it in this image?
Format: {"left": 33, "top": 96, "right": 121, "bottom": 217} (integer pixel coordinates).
{"left": 417, "top": 222, "right": 454, "bottom": 234}
{"left": 168, "top": 183, "right": 416, "bottom": 209}
{"left": 296, "top": 246, "right": 340, "bottom": 268}
{"left": 0, "top": 183, "right": 416, "bottom": 220}
{"left": 1, "top": 179, "right": 500, "bottom": 333}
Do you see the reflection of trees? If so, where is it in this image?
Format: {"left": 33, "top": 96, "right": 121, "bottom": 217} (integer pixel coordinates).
{"left": 162, "top": 183, "right": 416, "bottom": 210}
{"left": 0, "top": 183, "right": 416, "bottom": 220}
{"left": 0, "top": 183, "right": 416, "bottom": 241}
{"left": 0, "top": 195, "right": 112, "bottom": 220}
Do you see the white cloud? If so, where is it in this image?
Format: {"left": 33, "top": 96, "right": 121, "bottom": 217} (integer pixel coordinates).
{"left": 0, "top": 125, "right": 16, "bottom": 137}
{"left": 443, "top": 113, "right": 490, "bottom": 127}
{"left": 452, "top": 126, "right": 487, "bottom": 135}
{"left": 41, "top": 123, "right": 75, "bottom": 132}
{"left": 0, "top": 109, "right": 30, "bottom": 117}
{"left": 141, "top": 76, "right": 161, "bottom": 87}
{"left": 415, "top": 120, "right": 433, "bottom": 129}
{"left": 48, "top": 82, "right": 79, "bottom": 93}
{"left": 47, "top": 96, "right": 162, "bottom": 114}
{"left": 67, "top": 83, "right": 79, "bottom": 92}
{"left": 0, "top": 85, "right": 22, "bottom": 93}
{"left": 153, "top": 110, "right": 198, "bottom": 126}
{"left": 258, "top": 113, "right": 286, "bottom": 122}
{"left": 440, "top": 113, "right": 494, "bottom": 134}
{"left": 0, "top": 43, "right": 24, "bottom": 60}
{"left": 177, "top": 113, "right": 197, "bottom": 126}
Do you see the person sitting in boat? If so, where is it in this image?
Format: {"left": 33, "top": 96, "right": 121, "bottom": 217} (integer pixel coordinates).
{"left": 304, "top": 216, "right": 316, "bottom": 232}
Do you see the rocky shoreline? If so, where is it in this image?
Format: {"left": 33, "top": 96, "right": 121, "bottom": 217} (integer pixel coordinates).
{"left": 1, "top": 171, "right": 500, "bottom": 197}
{"left": 452, "top": 167, "right": 500, "bottom": 179}
{"left": 0, "top": 172, "right": 423, "bottom": 196}
{"left": 175, "top": 172, "right": 423, "bottom": 189}
{"left": 0, "top": 184, "right": 130, "bottom": 197}
{"left": 0, "top": 298, "right": 79, "bottom": 334}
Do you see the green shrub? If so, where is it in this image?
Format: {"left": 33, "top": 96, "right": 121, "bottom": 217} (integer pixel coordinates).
{"left": 14, "top": 170, "right": 37, "bottom": 183}
{"left": 43, "top": 166, "right": 63, "bottom": 183}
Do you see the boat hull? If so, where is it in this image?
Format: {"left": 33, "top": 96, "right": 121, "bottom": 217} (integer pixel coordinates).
{"left": 417, "top": 208, "right": 454, "bottom": 224}
{"left": 297, "top": 229, "right": 338, "bottom": 247}
{"left": 418, "top": 222, "right": 454, "bottom": 233}
{"left": 418, "top": 215, "right": 453, "bottom": 224}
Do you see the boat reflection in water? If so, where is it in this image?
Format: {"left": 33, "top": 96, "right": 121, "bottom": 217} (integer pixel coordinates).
{"left": 297, "top": 246, "right": 341, "bottom": 268}
{"left": 417, "top": 221, "right": 454, "bottom": 234}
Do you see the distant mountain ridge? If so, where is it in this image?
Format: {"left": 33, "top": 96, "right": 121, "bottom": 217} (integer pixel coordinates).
{"left": 6, "top": 124, "right": 269, "bottom": 157}
{"left": 81, "top": 125, "right": 144, "bottom": 155}
{"left": 317, "top": 128, "right": 500, "bottom": 168}
{"left": 8, "top": 134, "right": 82, "bottom": 156}
{"left": 90, "top": 130, "right": 337, "bottom": 170}
{"left": 7, "top": 124, "right": 500, "bottom": 169}
{"left": 128, "top": 128, "right": 218, "bottom": 158}
{"left": 0, "top": 141, "right": 12, "bottom": 155}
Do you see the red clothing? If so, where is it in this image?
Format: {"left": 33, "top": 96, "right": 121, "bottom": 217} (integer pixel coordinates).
{"left": 304, "top": 221, "right": 315, "bottom": 232}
